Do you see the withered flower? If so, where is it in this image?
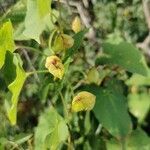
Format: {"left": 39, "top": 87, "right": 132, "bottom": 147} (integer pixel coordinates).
{"left": 71, "top": 91, "right": 96, "bottom": 112}
{"left": 45, "top": 55, "right": 64, "bottom": 79}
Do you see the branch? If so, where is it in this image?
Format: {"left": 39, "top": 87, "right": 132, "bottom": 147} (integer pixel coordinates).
{"left": 142, "top": 0, "right": 150, "bottom": 29}
{"left": 54, "top": 0, "right": 97, "bottom": 43}
{"left": 137, "top": 0, "right": 150, "bottom": 58}
{"left": 22, "top": 49, "right": 40, "bottom": 82}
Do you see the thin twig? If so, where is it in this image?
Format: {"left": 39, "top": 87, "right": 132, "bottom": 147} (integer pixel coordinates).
{"left": 137, "top": 0, "right": 150, "bottom": 58}
{"left": 59, "top": 91, "right": 68, "bottom": 119}
{"left": 142, "top": 0, "right": 150, "bottom": 29}
{"left": 22, "top": 49, "right": 40, "bottom": 82}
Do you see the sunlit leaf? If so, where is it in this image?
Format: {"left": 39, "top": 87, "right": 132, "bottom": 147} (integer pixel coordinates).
{"left": 126, "top": 74, "right": 150, "bottom": 86}
{"left": 34, "top": 107, "right": 69, "bottom": 150}
{"left": 6, "top": 53, "right": 27, "bottom": 125}
{"left": 37, "top": 0, "right": 51, "bottom": 18}
{"left": 23, "top": 0, "right": 54, "bottom": 43}
{"left": 0, "top": 21, "right": 15, "bottom": 69}
{"left": 128, "top": 93, "right": 150, "bottom": 123}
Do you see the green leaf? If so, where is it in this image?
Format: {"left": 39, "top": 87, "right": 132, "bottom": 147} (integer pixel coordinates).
{"left": 0, "top": 21, "right": 15, "bottom": 69}
{"left": 37, "top": 0, "right": 51, "bottom": 18}
{"left": 83, "top": 82, "right": 132, "bottom": 138}
{"left": 128, "top": 93, "right": 150, "bottom": 123}
{"left": 126, "top": 74, "right": 150, "bottom": 86}
{"left": 13, "top": 133, "right": 32, "bottom": 145}
{"left": 6, "top": 53, "right": 27, "bottom": 125}
{"left": 14, "top": 23, "right": 29, "bottom": 41}
{"left": 106, "top": 139, "right": 121, "bottom": 150}
{"left": 106, "top": 128, "right": 150, "bottom": 150}
{"left": 1, "top": 0, "right": 26, "bottom": 24}
{"left": 34, "top": 107, "right": 69, "bottom": 150}
{"left": 0, "top": 137, "right": 8, "bottom": 150}
{"left": 2, "top": 51, "right": 16, "bottom": 85}
{"left": 96, "top": 42, "right": 149, "bottom": 76}
{"left": 63, "top": 29, "right": 87, "bottom": 62}
{"left": 105, "top": 30, "right": 124, "bottom": 44}
{"left": 23, "top": 0, "right": 54, "bottom": 43}
{"left": 127, "top": 128, "right": 150, "bottom": 150}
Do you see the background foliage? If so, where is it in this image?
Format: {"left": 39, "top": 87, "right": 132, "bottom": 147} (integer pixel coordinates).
{"left": 0, "top": 0, "right": 150, "bottom": 149}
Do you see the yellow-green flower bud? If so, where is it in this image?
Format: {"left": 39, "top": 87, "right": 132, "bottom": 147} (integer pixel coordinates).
{"left": 45, "top": 55, "right": 64, "bottom": 79}
{"left": 61, "top": 34, "right": 74, "bottom": 50}
{"left": 52, "top": 34, "right": 74, "bottom": 52}
{"left": 71, "top": 91, "right": 96, "bottom": 112}
{"left": 87, "top": 67, "right": 99, "bottom": 85}
{"left": 72, "top": 16, "right": 82, "bottom": 33}
{"left": 52, "top": 34, "right": 64, "bottom": 53}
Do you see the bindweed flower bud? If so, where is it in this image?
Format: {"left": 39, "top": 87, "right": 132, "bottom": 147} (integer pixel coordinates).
{"left": 71, "top": 91, "right": 96, "bottom": 112}
{"left": 52, "top": 35, "right": 64, "bottom": 53}
{"left": 45, "top": 55, "right": 64, "bottom": 79}
{"left": 87, "top": 67, "right": 99, "bottom": 85}
{"left": 61, "top": 34, "right": 74, "bottom": 50}
{"left": 72, "top": 16, "right": 82, "bottom": 33}
{"left": 52, "top": 34, "right": 74, "bottom": 52}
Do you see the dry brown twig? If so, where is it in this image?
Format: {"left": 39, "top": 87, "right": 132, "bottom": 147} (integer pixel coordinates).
{"left": 137, "top": 0, "right": 150, "bottom": 58}
{"left": 22, "top": 49, "right": 40, "bottom": 82}
{"left": 54, "top": 0, "right": 97, "bottom": 43}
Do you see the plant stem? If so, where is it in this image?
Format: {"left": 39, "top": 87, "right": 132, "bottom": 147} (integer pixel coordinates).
{"left": 59, "top": 91, "right": 68, "bottom": 120}
{"left": 121, "top": 138, "right": 126, "bottom": 150}
{"left": 27, "top": 70, "right": 49, "bottom": 76}
{"left": 16, "top": 45, "right": 48, "bottom": 56}
{"left": 58, "top": 0, "right": 62, "bottom": 20}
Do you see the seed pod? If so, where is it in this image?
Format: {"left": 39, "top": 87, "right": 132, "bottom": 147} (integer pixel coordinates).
{"left": 45, "top": 55, "right": 64, "bottom": 79}
{"left": 52, "top": 34, "right": 64, "bottom": 53}
{"left": 61, "top": 34, "right": 74, "bottom": 50}
{"left": 71, "top": 91, "right": 96, "bottom": 112}
{"left": 72, "top": 16, "right": 82, "bottom": 33}
{"left": 87, "top": 67, "right": 99, "bottom": 84}
{"left": 52, "top": 34, "right": 74, "bottom": 52}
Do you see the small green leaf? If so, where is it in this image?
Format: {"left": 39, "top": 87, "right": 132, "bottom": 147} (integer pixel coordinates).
{"left": 86, "top": 67, "right": 100, "bottom": 85}
{"left": 106, "top": 139, "right": 121, "bottom": 150}
{"left": 0, "top": 21, "right": 15, "bottom": 69}
{"left": 127, "top": 128, "right": 150, "bottom": 150}
{"left": 37, "top": 0, "right": 51, "bottom": 18}
{"left": 14, "top": 133, "right": 32, "bottom": 145}
{"left": 96, "top": 42, "right": 149, "bottom": 76}
{"left": 106, "top": 128, "right": 150, "bottom": 150}
{"left": 34, "top": 107, "right": 69, "bottom": 150}
{"left": 23, "top": 0, "right": 54, "bottom": 43}
{"left": 63, "top": 29, "right": 87, "bottom": 62}
{"left": 0, "top": 137, "right": 8, "bottom": 150}
{"left": 128, "top": 93, "right": 150, "bottom": 123}
{"left": 83, "top": 82, "right": 132, "bottom": 138}
{"left": 2, "top": 51, "right": 16, "bottom": 85}
{"left": 126, "top": 74, "right": 150, "bottom": 86}
{"left": 6, "top": 53, "right": 27, "bottom": 125}
{"left": 14, "top": 23, "right": 29, "bottom": 41}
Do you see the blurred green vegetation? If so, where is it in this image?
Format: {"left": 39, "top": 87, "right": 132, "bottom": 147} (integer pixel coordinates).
{"left": 0, "top": 0, "right": 150, "bottom": 149}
